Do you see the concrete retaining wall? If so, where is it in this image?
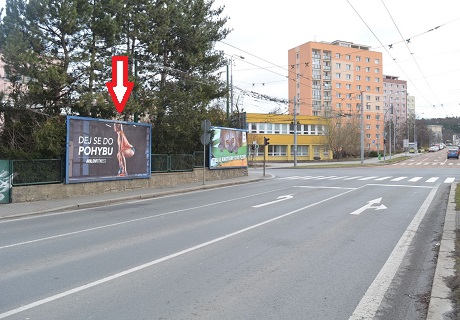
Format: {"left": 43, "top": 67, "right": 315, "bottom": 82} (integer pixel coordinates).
{"left": 12, "top": 168, "right": 247, "bottom": 203}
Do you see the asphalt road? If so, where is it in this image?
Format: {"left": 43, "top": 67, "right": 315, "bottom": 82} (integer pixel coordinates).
{"left": 0, "top": 152, "right": 456, "bottom": 319}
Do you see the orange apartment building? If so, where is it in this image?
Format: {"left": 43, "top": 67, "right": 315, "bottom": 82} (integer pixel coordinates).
{"left": 288, "top": 40, "right": 384, "bottom": 151}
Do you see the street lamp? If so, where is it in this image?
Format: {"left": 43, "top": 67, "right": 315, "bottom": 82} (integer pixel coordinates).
{"left": 230, "top": 55, "right": 245, "bottom": 115}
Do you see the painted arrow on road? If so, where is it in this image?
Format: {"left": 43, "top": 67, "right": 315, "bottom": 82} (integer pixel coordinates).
{"left": 350, "top": 197, "right": 387, "bottom": 215}
{"left": 253, "top": 195, "right": 294, "bottom": 208}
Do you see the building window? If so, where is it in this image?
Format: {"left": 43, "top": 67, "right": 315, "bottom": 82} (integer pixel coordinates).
{"left": 336, "top": 73, "right": 341, "bottom": 79}
{"left": 268, "top": 145, "right": 287, "bottom": 156}
{"left": 314, "top": 146, "right": 320, "bottom": 156}
{"left": 375, "top": 77, "right": 380, "bottom": 82}
{"left": 365, "top": 57, "right": 370, "bottom": 62}
{"left": 356, "top": 56, "right": 361, "bottom": 61}
{"left": 346, "top": 74, "right": 351, "bottom": 80}
{"left": 356, "top": 85, "right": 361, "bottom": 90}
{"left": 366, "top": 67, "right": 370, "bottom": 72}
{"left": 258, "top": 123, "right": 266, "bottom": 133}
{"left": 336, "top": 102, "right": 342, "bottom": 108}
{"left": 336, "top": 53, "right": 341, "bottom": 58}
{"left": 346, "top": 54, "right": 351, "bottom": 60}
{"left": 365, "top": 76, "right": 370, "bottom": 81}
{"left": 346, "top": 64, "right": 351, "bottom": 70}
{"left": 366, "top": 114, "right": 371, "bottom": 119}
{"left": 375, "top": 58, "right": 380, "bottom": 64}
{"left": 336, "top": 63, "right": 341, "bottom": 68}
{"left": 291, "top": 145, "right": 309, "bottom": 156}
{"left": 356, "top": 65, "right": 361, "bottom": 71}
{"left": 375, "top": 68, "right": 380, "bottom": 73}
{"left": 346, "top": 84, "right": 351, "bottom": 89}
{"left": 356, "top": 75, "right": 361, "bottom": 80}
{"left": 366, "top": 86, "right": 371, "bottom": 91}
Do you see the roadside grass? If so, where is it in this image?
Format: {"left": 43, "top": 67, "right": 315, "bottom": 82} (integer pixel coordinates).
{"left": 449, "top": 184, "right": 460, "bottom": 316}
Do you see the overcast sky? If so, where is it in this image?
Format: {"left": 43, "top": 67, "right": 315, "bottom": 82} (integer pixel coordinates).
{"left": 213, "top": 0, "right": 460, "bottom": 118}
{"left": 1, "top": 1, "right": 459, "bottom": 119}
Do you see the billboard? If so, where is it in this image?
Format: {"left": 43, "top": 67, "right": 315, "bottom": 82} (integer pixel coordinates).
{"left": 66, "top": 116, "right": 151, "bottom": 184}
{"left": 209, "top": 127, "right": 248, "bottom": 169}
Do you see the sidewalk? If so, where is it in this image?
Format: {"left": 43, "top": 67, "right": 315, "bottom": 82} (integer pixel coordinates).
{"left": 0, "top": 169, "right": 269, "bottom": 220}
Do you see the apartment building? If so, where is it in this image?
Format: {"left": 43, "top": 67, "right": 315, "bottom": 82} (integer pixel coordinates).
{"left": 383, "top": 75, "right": 408, "bottom": 129}
{"left": 288, "top": 40, "right": 384, "bottom": 151}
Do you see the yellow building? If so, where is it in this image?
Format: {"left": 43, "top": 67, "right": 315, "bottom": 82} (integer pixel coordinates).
{"left": 245, "top": 112, "right": 333, "bottom": 162}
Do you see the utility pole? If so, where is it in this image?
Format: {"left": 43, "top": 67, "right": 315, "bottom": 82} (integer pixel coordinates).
{"left": 293, "top": 96, "right": 298, "bottom": 167}
{"left": 360, "top": 93, "right": 364, "bottom": 164}
{"left": 226, "top": 63, "right": 230, "bottom": 120}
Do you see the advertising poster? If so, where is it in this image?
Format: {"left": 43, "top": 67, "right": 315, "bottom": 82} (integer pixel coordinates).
{"left": 66, "top": 116, "right": 151, "bottom": 184}
{"left": 209, "top": 127, "right": 248, "bottom": 169}
{"left": 0, "top": 160, "right": 12, "bottom": 203}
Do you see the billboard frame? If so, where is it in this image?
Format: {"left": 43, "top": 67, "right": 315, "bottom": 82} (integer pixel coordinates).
{"left": 65, "top": 116, "right": 152, "bottom": 184}
{"left": 209, "top": 126, "right": 248, "bottom": 170}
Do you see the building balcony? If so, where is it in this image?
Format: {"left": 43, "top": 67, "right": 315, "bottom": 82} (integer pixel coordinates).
{"left": 312, "top": 54, "right": 321, "bottom": 59}
{"left": 312, "top": 75, "right": 321, "bottom": 80}
{"left": 323, "top": 76, "right": 331, "bottom": 80}
{"left": 312, "top": 64, "right": 321, "bottom": 69}
{"left": 323, "top": 55, "right": 331, "bottom": 60}
{"left": 323, "top": 96, "right": 332, "bottom": 101}
{"left": 323, "top": 65, "right": 331, "bottom": 71}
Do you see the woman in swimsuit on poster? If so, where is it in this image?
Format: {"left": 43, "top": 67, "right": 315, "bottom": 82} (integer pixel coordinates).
{"left": 114, "top": 123, "right": 135, "bottom": 176}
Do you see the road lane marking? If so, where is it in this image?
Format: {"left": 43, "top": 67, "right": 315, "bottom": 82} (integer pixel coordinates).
{"left": 445, "top": 177, "right": 455, "bottom": 183}
{"left": 349, "top": 184, "right": 440, "bottom": 320}
{"left": 408, "top": 177, "right": 422, "bottom": 182}
{"left": 426, "top": 177, "right": 439, "bottom": 183}
{"left": 0, "top": 187, "right": 359, "bottom": 319}
{"left": 0, "top": 187, "right": 293, "bottom": 250}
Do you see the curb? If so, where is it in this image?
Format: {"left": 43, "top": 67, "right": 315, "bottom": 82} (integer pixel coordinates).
{"left": 0, "top": 176, "right": 269, "bottom": 220}
{"left": 427, "top": 183, "right": 457, "bottom": 319}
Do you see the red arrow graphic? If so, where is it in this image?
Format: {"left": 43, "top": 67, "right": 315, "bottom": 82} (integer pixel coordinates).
{"left": 106, "top": 56, "right": 134, "bottom": 113}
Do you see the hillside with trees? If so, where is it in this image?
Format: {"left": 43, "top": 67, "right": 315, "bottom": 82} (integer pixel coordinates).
{"left": 0, "top": 0, "right": 232, "bottom": 159}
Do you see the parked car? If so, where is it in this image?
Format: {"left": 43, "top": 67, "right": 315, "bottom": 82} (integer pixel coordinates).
{"left": 447, "top": 148, "right": 459, "bottom": 159}
{"left": 429, "top": 146, "right": 439, "bottom": 152}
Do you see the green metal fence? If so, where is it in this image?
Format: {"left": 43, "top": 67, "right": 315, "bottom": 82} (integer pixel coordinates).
{"left": 12, "top": 159, "right": 64, "bottom": 186}
{"left": 193, "top": 151, "right": 204, "bottom": 168}
{"left": 151, "top": 154, "right": 195, "bottom": 173}
{"left": 10, "top": 152, "right": 205, "bottom": 185}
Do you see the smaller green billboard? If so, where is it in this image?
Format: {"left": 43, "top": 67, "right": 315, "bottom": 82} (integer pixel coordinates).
{"left": 0, "top": 160, "right": 12, "bottom": 204}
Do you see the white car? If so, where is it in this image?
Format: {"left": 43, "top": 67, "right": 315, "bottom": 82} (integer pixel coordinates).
{"left": 429, "top": 146, "right": 439, "bottom": 152}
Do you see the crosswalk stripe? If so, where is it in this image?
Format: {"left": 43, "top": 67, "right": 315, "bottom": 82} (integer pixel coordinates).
{"left": 358, "top": 176, "right": 378, "bottom": 180}
{"left": 391, "top": 177, "right": 407, "bottom": 181}
{"left": 281, "top": 176, "right": 456, "bottom": 184}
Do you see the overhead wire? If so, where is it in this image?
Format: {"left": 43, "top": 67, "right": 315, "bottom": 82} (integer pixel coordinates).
{"left": 380, "top": 0, "right": 446, "bottom": 115}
